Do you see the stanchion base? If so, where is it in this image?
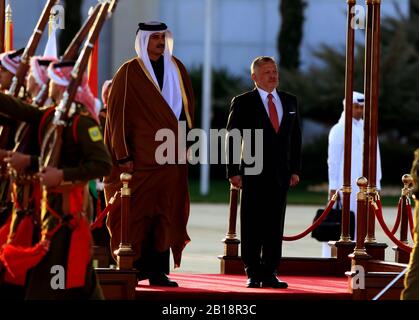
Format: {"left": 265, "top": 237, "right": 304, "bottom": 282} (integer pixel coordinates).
{"left": 330, "top": 240, "right": 355, "bottom": 275}
{"left": 365, "top": 242, "right": 388, "bottom": 260}
{"left": 393, "top": 246, "right": 411, "bottom": 264}
{"left": 96, "top": 268, "right": 137, "bottom": 300}
{"left": 222, "top": 238, "right": 240, "bottom": 257}
{"left": 114, "top": 246, "right": 135, "bottom": 270}
{"left": 218, "top": 255, "right": 244, "bottom": 275}
{"left": 348, "top": 250, "right": 371, "bottom": 272}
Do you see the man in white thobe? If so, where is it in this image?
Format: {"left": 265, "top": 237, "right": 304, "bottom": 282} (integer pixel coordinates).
{"left": 324, "top": 91, "right": 382, "bottom": 257}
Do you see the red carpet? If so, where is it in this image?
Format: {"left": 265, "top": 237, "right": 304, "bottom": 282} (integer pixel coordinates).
{"left": 135, "top": 274, "right": 352, "bottom": 300}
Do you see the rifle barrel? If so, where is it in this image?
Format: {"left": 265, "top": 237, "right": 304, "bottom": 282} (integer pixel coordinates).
{"left": 10, "top": 0, "right": 59, "bottom": 97}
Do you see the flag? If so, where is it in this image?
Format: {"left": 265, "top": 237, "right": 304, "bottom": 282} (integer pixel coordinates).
{"left": 88, "top": 40, "right": 99, "bottom": 98}
{"left": 43, "top": 9, "right": 57, "bottom": 58}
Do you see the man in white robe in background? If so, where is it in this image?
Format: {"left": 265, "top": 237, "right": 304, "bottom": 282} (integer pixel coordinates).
{"left": 324, "top": 91, "right": 382, "bottom": 257}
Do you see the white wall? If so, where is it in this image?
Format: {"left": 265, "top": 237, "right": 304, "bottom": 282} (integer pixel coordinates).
{"left": 9, "top": 0, "right": 46, "bottom": 52}
{"left": 158, "top": 0, "right": 408, "bottom": 76}
{"left": 301, "top": 0, "right": 409, "bottom": 69}
{"left": 8, "top": 0, "right": 410, "bottom": 80}
{"left": 160, "top": 0, "right": 279, "bottom": 77}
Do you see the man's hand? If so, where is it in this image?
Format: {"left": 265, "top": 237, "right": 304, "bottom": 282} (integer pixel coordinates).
{"left": 229, "top": 175, "right": 242, "bottom": 189}
{"left": 290, "top": 174, "right": 300, "bottom": 187}
{"left": 4, "top": 151, "right": 31, "bottom": 175}
{"left": 38, "top": 166, "right": 64, "bottom": 188}
{"left": 118, "top": 160, "right": 134, "bottom": 173}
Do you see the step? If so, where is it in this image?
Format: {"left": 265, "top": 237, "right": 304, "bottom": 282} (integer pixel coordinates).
{"left": 96, "top": 267, "right": 137, "bottom": 300}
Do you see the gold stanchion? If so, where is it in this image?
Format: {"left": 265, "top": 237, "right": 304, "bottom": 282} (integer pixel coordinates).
{"left": 347, "top": 177, "right": 371, "bottom": 300}
{"left": 394, "top": 174, "right": 413, "bottom": 263}
{"left": 114, "top": 173, "right": 135, "bottom": 270}
{"left": 351, "top": 177, "right": 370, "bottom": 258}
{"left": 330, "top": 0, "right": 357, "bottom": 273}
{"left": 219, "top": 185, "right": 243, "bottom": 274}
{"left": 340, "top": 0, "right": 357, "bottom": 244}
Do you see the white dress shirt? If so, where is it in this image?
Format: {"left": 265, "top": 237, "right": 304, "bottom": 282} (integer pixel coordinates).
{"left": 328, "top": 111, "right": 382, "bottom": 213}
{"left": 256, "top": 87, "right": 283, "bottom": 126}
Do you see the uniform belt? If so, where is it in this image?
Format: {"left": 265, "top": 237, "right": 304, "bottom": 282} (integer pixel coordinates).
{"left": 48, "top": 183, "right": 88, "bottom": 216}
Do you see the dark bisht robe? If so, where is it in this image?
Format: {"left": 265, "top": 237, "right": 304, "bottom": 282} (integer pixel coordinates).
{"left": 104, "top": 56, "right": 194, "bottom": 267}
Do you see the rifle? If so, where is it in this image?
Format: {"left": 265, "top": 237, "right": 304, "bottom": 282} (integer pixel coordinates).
{"left": 0, "top": 0, "right": 7, "bottom": 150}
{"left": 40, "top": 0, "right": 118, "bottom": 169}
{"left": 19, "top": 1, "right": 102, "bottom": 154}
{"left": 34, "top": 2, "right": 102, "bottom": 107}
{"left": 8, "top": 0, "right": 59, "bottom": 97}
{"left": 12, "top": 2, "right": 103, "bottom": 184}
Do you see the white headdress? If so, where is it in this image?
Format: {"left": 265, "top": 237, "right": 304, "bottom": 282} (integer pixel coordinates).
{"left": 134, "top": 21, "right": 182, "bottom": 119}
{"left": 343, "top": 91, "right": 365, "bottom": 107}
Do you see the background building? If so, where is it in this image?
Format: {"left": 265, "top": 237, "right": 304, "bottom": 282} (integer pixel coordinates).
{"left": 10, "top": 0, "right": 409, "bottom": 83}
{"left": 7, "top": 0, "right": 417, "bottom": 188}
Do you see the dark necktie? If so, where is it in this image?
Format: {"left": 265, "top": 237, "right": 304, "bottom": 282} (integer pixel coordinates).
{"left": 267, "top": 93, "right": 279, "bottom": 133}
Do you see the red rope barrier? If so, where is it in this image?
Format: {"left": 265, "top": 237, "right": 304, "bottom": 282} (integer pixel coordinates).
{"left": 283, "top": 197, "right": 337, "bottom": 241}
{"left": 90, "top": 191, "right": 120, "bottom": 230}
{"left": 391, "top": 197, "right": 402, "bottom": 235}
{"left": 372, "top": 199, "right": 412, "bottom": 253}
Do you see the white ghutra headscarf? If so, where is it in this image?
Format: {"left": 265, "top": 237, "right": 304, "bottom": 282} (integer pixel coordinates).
{"left": 134, "top": 22, "right": 183, "bottom": 120}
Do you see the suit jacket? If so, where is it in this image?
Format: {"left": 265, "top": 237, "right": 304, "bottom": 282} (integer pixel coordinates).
{"left": 226, "top": 88, "right": 302, "bottom": 188}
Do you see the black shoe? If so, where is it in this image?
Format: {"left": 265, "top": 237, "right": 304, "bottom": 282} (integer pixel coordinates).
{"left": 262, "top": 275, "right": 288, "bottom": 289}
{"left": 149, "top": 273, "right": 179, "bottom": 287}
{"left": 246, "top": 277, "right": 261, "bottom": 288}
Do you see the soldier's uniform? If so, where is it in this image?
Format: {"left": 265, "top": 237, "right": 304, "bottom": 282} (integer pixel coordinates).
{"left": 0, "top": 60, "right": 112, "bottom": 299}
{"left": 0, "top": 57, "right": 59, "bottom": 299}
{"left": 0, "top": 49, "right": 35, "bottom": 299}
{"left": 401, "top": 149, "right": 419, "bottom": 300}
{"left": 0, "top": 49, "right": 25, "bottom": 233}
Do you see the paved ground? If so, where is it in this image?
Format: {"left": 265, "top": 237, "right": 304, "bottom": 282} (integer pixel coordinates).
{"left": 172, "top": 203, "right": 409, "bottom": 274}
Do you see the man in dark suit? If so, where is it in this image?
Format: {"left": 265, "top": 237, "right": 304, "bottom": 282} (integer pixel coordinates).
{"left": 226, "top": 56, "right": 302, "bottom": 288}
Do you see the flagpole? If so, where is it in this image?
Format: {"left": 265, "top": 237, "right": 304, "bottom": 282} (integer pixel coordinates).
{"left": 5, "top": 2, "right": 12, "bottom": 51}
{"left": 0, "top": 0, "right": 5, "bottom": 52}
{"left": 200, "top": 0, "right": 213, "bottom": 196}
